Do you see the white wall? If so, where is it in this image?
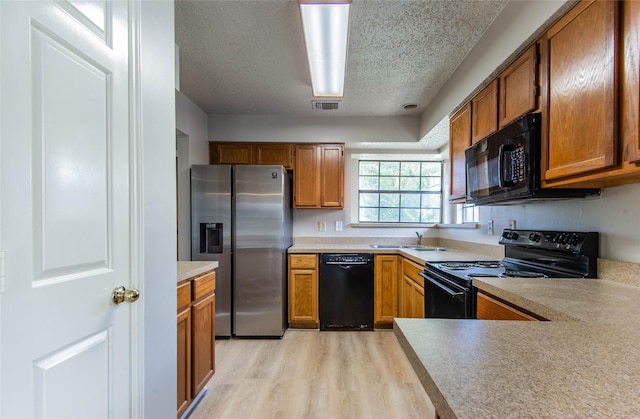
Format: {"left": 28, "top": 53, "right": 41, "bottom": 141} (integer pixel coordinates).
{"left": 176, "top": 90, "right": 210, "bottom": 164}
{"left": 441, "top": 183, "right": 640, "bottom": 263}
{"left": 140, "top": 1, "right": 176, "bottom": 416}
{"left": 176, "top": 91, "right": 210, "bottom": 260}
{"left": 209, "top": 114, "right": 420, "bottom": 143}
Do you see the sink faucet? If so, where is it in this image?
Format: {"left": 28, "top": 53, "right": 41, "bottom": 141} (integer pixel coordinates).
{"left": 415, "top": 231, "right": 423, "bottom": 246}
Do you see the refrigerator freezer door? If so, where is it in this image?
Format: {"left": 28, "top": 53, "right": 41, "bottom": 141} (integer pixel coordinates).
{"left": 191, "top": 165, "right": 232, "bottom": 337}
{"left": 233, "top": 166, "right": 291, "bottom": 337}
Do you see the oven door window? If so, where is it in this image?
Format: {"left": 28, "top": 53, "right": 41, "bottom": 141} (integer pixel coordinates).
{"left": 422, "top": 273, "right": 470, "bottom": 319}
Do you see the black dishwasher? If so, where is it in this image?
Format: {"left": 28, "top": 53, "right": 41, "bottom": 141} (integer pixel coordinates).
{"left": 319, "top": 254, "right": 374, "bottom": 331}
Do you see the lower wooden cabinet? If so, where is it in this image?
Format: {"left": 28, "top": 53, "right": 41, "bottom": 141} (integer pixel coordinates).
{"left": 476, "top": 291, "right": 543, "bottom": 321}
{"left": 191, "top": 293, "right": 215, "bottom": 396}
{"left": 288, "top": 254, "right": 319, "bottom": 328}
{"left": 400, "top": 258, "right": 425, "bottom": 318}
{"left": 176, "top": 270, "right": 216, "bottom": 418}
{"left": 176, "top": 282, "right": 192, "bottom": 418}
{"left": 374, "top": 255, "right": 399, "bottom": 328}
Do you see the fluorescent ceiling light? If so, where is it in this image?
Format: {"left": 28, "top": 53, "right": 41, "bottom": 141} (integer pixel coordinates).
{"left": 300, "top": 1, "right": 351, "bottom": 97}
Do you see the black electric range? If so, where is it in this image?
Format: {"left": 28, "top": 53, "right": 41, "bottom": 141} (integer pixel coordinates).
{"left": 420, "top": 229, "right": 599, "bottom": 319}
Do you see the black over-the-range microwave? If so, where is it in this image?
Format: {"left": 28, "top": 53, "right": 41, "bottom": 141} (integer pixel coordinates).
{"left": 464, "top": 113, "right": 600, "bottom": 205}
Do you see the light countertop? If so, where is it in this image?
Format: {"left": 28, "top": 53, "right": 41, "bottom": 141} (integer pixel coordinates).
{"left": 177, "top": 261, "right": 218, "bottom": 283}
{"left": 394, "top": 277, "right": 640, "bottom": 418}
{"left": 287, "top": 243, "right": 498, "bottom": 266}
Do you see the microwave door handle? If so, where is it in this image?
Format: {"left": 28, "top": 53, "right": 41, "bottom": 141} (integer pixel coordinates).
{"left": 498, "top": 144, "right": 506, "bottom": 188}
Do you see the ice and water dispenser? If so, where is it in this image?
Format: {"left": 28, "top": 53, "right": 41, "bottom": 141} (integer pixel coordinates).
{"left": 199, "top": 222, "right": 223, "bottom": 254}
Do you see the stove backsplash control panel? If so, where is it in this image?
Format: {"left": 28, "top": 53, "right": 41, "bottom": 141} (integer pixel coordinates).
{"left": 499, "top": 229, "right": 599, "bottom": 255}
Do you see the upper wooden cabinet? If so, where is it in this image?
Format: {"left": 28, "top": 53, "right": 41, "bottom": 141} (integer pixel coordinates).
{"left": 449, "top": 103, "right": 471, "bottom": 203}
{"left": 319, "top": 144, "right": 344, "bottom": 208}
{"left": 294, "top": 144, "right": 344, "bottom": 209}
{"left": 210, "top": 142, "right": 253, "bottom": 165}
{"left": 538, "top": 0, "right": 640, "bottom": 188}
{"left": 254, "top": 143, "right": 294, "bottom": 168}
{"left": 471, "top": 79, "right": 498, "bottom": 143}
{"left": 499, "top": 44, "right": 539, "bottom": 128}
{"left": 622, "top": 0, "right": 640, "bottom": 166}
{"left": 210, "top": 142, "right": 293, "bottom": 169}
{"left": 541, "top": 0, "right": 619, "bottom": 183}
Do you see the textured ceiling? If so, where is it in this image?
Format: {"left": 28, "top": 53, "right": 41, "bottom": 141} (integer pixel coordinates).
{"left": 175, "top": 0, "right": 509, "bottom": 148}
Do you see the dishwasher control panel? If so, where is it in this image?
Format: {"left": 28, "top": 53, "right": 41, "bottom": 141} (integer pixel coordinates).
{"left": 320, "top": 254, "right": 374, "bottom": 264}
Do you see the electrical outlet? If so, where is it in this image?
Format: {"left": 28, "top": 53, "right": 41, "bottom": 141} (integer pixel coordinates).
{"left": 487, "top": 220, "right": 494, "bottom": 235}
{"left": 318, "top": 221, "right": 326, "bottom": 232}
{"left": 508, "top": 219, "right": 516, "bottom": 229}
{"left": 335, "top": 221, "right": 343, "bottom": 231}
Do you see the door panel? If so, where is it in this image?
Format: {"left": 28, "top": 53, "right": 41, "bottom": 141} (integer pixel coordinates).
{"left": 32, "top": 25, "right": 111, "bottom": 282}
{"left": 1, "top": 1, "right": 131, "bottom": 416}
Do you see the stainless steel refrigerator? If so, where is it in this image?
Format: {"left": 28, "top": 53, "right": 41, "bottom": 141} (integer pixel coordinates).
{"left": 191, "top": 165, "right": 292, "bottom": 338}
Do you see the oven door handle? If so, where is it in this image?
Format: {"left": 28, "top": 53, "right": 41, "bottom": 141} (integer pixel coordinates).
{"left": 419, "top": 272, "right": 466, "bottom": 298}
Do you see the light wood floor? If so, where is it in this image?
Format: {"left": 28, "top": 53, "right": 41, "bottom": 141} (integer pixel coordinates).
{"left": 188, "top": 330, "right": 435, "bottom": 419}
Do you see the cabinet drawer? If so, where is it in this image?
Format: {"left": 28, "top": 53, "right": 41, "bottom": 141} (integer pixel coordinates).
{"left": 192, "top": 271, "right": 215, "bottom": 302}
{"left": 477, "top": 292, "right": 540, "bottom": 321}
{"left": 402, "top": 258, "right": 424, "bottom": 287}
{"left": 289, "top": 254, "right": 317, "bottom": 269}
{"left": 177, "top": 281, "right": 191, "bottom": 312}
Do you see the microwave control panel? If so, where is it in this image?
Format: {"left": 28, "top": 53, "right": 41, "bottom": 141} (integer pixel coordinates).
{"left": 506, "top": 146, "right": 526, "bottom": 184}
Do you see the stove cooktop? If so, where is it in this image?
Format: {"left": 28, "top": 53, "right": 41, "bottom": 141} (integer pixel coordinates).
{"left": 429, "top": 260, "right": 553, "bottom": 281}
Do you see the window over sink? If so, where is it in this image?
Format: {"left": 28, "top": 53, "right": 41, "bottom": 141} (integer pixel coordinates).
{"left": 358, "top": 160, "right": 442, "bottom": 223}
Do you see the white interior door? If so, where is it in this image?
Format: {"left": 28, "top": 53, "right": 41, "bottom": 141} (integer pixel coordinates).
{"left": 0, "top": 1, "right": 134, "bottom": 417}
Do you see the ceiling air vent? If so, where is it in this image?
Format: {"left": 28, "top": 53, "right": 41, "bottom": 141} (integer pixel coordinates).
{"left": 312, "top": 101, "right": 340, "bottom": 110}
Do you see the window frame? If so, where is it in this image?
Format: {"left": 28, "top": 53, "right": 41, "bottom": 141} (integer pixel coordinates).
{"left": 357, "top": 160, "right": 443, "bottom": 224}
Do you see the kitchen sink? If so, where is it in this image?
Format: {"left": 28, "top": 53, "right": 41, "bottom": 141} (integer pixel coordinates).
{"left": 369, "top": 244, "right": 450, "bottom": 251}
{"left": 401, "top": 245, "right": 450, "bottom": 251}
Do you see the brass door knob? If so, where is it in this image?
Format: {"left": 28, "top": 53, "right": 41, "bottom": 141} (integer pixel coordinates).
{"left": 112, "top": 286, "right": 141, "bottom": 305}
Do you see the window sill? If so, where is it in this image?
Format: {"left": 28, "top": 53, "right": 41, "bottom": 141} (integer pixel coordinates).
{"left": 350, "top": 223, "right": 478, "bottom": 229}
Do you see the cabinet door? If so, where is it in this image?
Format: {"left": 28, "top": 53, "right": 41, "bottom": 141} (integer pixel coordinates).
{"left": 294, "top": 145, "right": 320, "bottom": 207}
{"left": 191, "top": 293, "right": 215, "bottom": 397}
{"left": 255, "top": 143, "right": 294, "bottom": 169}
{"left": 319, "top": 144, "right": 344, "bottom": 208}
{"left": 449, "top": 103, "right": 471, "bottom": 203}
{"left": 288, "top": 269, "right": 319, "bottom": 328}
{"left": 177, "top": 308, "right": 191, "bottom": 418}
{"left": 212, "top": 143, "right": 253, "bottom": 165}
{"left": 499, "top": 44, "right": 538, "bottom": 128}
{"left": 401, "top": 275, "right": 413, "bottom": 318}
{"left": 374, "top": 255, "right": 399, "bottom": 328}
{"left": 543, "top": 0, "right": 618, "bottom": 181}
{"left": 471, "top": 79, "right": 498, "bottom": 143}
{"left": 411, "top": 281, "right": 425, "bottom": 318}
{"left": 476, "top": 292, "right": 538, "bottom": 320}
{"left": 622, "top": 0, "right": 640, "bottom": 164}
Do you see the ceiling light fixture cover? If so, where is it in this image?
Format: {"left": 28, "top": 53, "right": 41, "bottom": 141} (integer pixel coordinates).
{"left": 299, "top": 1, "right": 351, "bottom": 98}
